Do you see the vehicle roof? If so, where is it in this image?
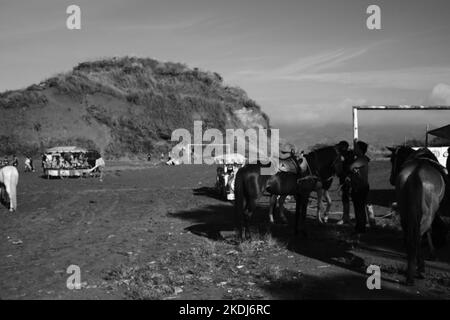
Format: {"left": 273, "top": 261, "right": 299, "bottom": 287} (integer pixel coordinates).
{"left": 45, "top": 146, "right": 88, "bottom": 154}
{"left": 213, "top": 153, "right": 246, "bottom": 164}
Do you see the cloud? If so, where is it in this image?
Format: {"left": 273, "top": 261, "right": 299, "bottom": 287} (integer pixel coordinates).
{"left": 236, "top": 66, "right": 450, "bottom": 91}
{"left": 233, "top": 47, "right": 369, "bottom": 80}
{"left": 429, "top": 83, "right": 450, "bottom": 104}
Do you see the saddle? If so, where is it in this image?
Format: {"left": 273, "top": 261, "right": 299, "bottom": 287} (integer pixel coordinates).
{"left": 277, "top": 151, "right": 308, "bottom": 175}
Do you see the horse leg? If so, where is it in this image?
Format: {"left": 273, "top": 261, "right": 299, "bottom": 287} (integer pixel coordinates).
{"left": 244, "top": 198, "right": 256, "bottom": 240}
{"left": 323, "top": 189, "right": 332, "bottom": 223}
{"left": 268, "top": 195, "right": 277, "bottom": 224}
{"left": 294, "top": 194, "right": 308, "bottom": 237}
{"left": 234, "top": 195, "right": 246, "bottom": 242}
{"left": 405, "top": 234, "right": 419, "bottom": 285}
{"left": 9, "top": 184, "right": 17, "bottom": 212}
{"left": 426, "top": 231, "right": 436, "bottom": 260}
{"left": 300, "top": 195, "right": 309, "bottom": 237}
{"left": 316, "top": 188, "right": 324, "bottom": 224}
{"left": 416, "top": 244, "right": 425, "bottom": 279}
{"left": 5, "top": 183, "right": 13, "bottom": 212}
{"left": 277, "top": 195, "right": 288, "bottom": 224}
{"left": 0, "top": 186, "right": 3, "bottom": 205}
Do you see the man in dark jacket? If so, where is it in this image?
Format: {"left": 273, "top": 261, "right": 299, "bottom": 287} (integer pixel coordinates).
{"left": 336, "top": 140, "right": 351, "bottom": 225}
{"left": 349, "top": 140, "right": 370, "bottom": 235}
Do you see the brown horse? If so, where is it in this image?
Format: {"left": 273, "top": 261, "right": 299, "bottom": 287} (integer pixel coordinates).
{"left": 234, "top": 145, "right": 344, "bottom": 240}
{"left": 388, "top": 146, "right": 448, "bottom": 285}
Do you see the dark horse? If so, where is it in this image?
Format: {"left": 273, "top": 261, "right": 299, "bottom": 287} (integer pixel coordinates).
{"left": 388, "top": 146, "right": 448, "bottom": 285}
{"left": 234, "top": 145, "right": 344, "bottom": 240}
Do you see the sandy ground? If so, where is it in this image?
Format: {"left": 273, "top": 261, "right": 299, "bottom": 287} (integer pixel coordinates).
{"left": 1, "top": 161, "right": 450, "bottom": 300}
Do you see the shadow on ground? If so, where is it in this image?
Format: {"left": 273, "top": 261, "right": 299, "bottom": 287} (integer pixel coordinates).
{"left": 193, "top": 187, "right": 228, "bottom": 202}
{"left": 260, "top": 272, "right": 435, "bottom": 299}
{"left": 169, "top": 189, "right": 450, "bottom": 298}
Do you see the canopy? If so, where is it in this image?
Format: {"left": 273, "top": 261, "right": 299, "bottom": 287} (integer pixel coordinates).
{"left": 45, "top": 146, "right": 88, "bottom": 154}
{"left": 213, "top": 153, "right": 246, "bottom": 164}
{"left": 428, "top": 124, "right": 450, "bottom": 140}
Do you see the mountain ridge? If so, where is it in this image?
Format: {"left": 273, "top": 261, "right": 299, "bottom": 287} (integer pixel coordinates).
{"left": 0, "top": 56, "right": 270, "bottom": 158}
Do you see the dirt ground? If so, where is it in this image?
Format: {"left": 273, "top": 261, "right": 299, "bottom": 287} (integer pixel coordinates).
{"left": 1, "top": 161, "right": 450, "bottom": 300}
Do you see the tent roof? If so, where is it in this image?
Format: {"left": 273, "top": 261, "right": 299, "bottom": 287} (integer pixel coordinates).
{"left": 45, "top": 146, "right": 88, "bottom": 154}
{"left": 428, "top": 124, "right": 450, "bottom": 140}
{"left": 213, "top": 153, "right": 246, "bottom": 164}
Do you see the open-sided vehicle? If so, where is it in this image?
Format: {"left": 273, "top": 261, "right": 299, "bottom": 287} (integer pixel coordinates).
{"left": 214, "top": 153, "right": 246, "bottom": 201}
{"left": 42, "top": 146, "right": 98, "bottom": 178}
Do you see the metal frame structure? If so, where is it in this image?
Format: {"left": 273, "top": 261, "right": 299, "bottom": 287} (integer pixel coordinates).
{"left": 352, "top": 106, "right": 450, "bottom": 145}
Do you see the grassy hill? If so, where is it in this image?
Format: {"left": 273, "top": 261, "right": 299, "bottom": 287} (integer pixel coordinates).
{"left": 0, "top": 56, "right": 270, "bottom": 159}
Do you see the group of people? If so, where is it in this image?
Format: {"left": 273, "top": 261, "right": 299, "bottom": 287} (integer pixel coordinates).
{"left": 1, "top": 155, "right": 18, "bottom": 168}
{"left": 41, "top": 153, "right": 90, "bottom": 170}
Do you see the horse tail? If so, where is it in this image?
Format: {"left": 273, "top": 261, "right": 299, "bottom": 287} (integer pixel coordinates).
{"left": 401, "top": 172, "right": 423, "bottom": 283}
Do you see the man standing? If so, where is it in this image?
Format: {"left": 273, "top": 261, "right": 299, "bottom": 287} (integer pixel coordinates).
{"left": 336, "top": 140, "right": 351, "bottom": 225}
{"left": 90, "top": 155, "right": 106, "bottom": 182}
{"left": 348, "top": 140, "right": 370, "bottom": 237}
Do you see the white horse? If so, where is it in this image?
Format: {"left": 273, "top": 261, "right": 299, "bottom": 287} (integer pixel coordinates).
{"left": 0, "top": 166, "right": 19, "bottom": 212}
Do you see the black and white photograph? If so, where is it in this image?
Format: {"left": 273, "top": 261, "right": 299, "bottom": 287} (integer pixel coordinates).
{"left": 1, "top": 0, "right": 450, "bottom": 303}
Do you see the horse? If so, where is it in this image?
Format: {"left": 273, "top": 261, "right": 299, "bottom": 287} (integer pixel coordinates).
{"left": 0, "top": 165, "right": 19, "bottom": 212}
{"left": 276, "top": 144, "right": 351, "bottom": 224}
{"left": 388, "top": 146, "right": 448, "bottom": 285}
{"left": 276, "top": 158, "right": 336, "bottom": 225}
{"left": 234, "top": 145, "right": 344, "bottom": 240}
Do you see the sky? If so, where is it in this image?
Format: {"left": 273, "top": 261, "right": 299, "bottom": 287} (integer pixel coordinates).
{"left": 1, "top": 0, "right": 450, "bottom": 141}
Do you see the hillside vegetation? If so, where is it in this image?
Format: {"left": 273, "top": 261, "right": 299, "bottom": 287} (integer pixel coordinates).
{"left": 0, "top": 56, "right": 269, "bottom": 158}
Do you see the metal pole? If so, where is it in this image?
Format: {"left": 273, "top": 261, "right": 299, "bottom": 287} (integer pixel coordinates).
{"left": 425, "top": 124, "right": 429, "bottom": 147}
{"left": 353, "top": 107, "right": 359, "bottom": 142}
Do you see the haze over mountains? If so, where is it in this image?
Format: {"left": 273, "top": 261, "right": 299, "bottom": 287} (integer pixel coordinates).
{"left": 279, "top": 122, "right": 440, "bottom": 152}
